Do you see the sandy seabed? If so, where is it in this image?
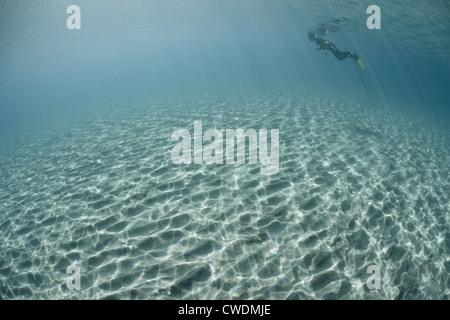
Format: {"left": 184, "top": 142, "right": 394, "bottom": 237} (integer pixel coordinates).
{"left": 0, "top": 92, "right": 449, "bottom": 299}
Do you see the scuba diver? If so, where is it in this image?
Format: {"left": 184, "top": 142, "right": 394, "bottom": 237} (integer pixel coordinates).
{"left": 308, "top": 30, "right": 365, "bottom": 69}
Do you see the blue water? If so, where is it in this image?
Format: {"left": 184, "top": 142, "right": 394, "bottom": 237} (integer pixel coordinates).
{"left": 0, "top": 0, "right": 449, "bottom": 299}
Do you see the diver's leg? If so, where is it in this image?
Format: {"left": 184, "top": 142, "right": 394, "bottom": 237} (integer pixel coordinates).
{"left": 335, "top": 50, "right": 365, "bottom": 68}
{"left": 330, "top": 49, "right": 349, "bottom": 60}
{"left": 327, "top": 43, "right": 349, "bottom": 60}
{"left": 343, "top": 51, "right": 358, "bottom": 61}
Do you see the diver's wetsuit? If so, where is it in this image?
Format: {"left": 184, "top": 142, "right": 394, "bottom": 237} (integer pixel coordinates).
{"left": 308, "top": 31, "right": 362, "bottom": 65}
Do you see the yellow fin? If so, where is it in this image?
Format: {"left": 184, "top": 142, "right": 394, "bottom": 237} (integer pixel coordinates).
{"left": 356, "top": 59, "right": 365, "bottom": 69}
